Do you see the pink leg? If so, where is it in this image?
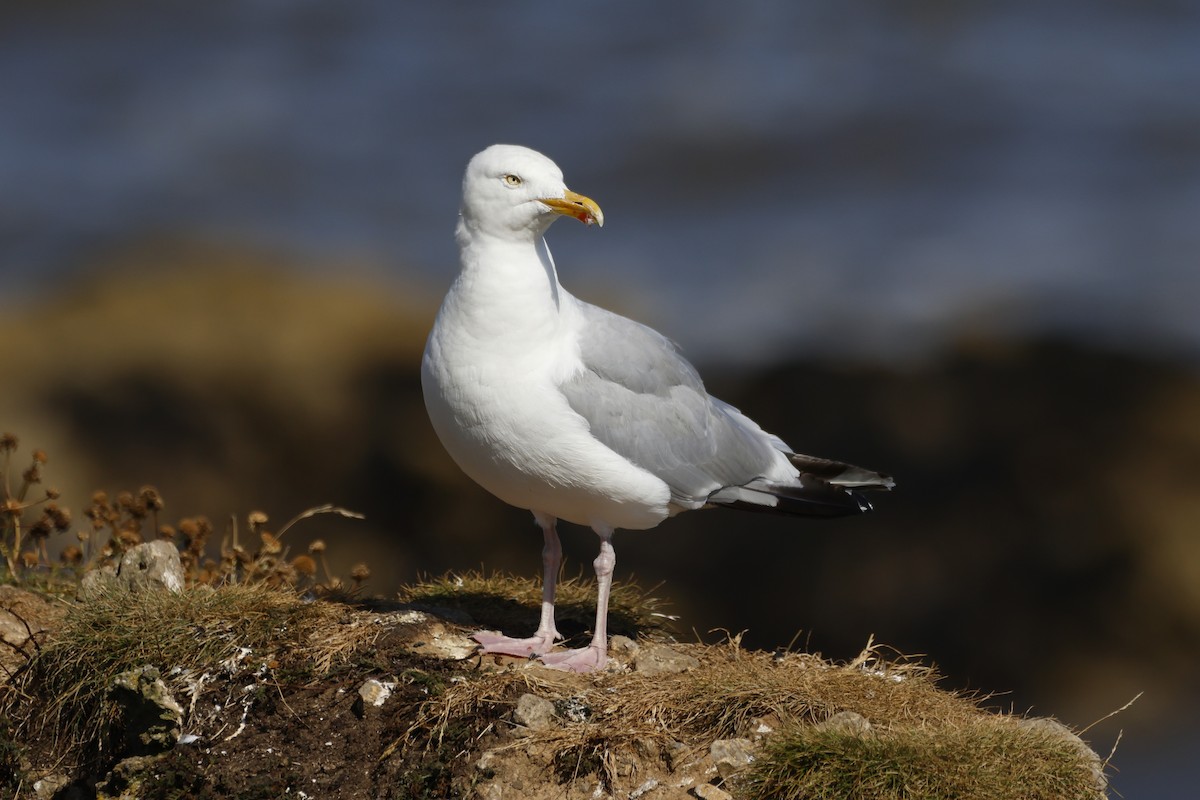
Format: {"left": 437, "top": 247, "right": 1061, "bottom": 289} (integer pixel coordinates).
{"left": 473, "top": 512, "right": 564, "bottom": 657}
{"left": 540, "top": 526, "right": 614, "bottom": 673}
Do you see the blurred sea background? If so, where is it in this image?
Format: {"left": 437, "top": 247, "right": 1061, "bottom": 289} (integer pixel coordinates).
{"left": 3, "top": 2, "right": 1199, "bottom": 795}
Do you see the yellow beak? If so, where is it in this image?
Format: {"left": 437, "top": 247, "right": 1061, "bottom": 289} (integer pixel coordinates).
{"left": 539, "top": 189, "right": 604, "bottom": 228}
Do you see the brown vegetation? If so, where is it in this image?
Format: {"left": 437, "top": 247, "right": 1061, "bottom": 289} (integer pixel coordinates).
{"left": 2, "top": 572, "right": 1108, "bottom": 799}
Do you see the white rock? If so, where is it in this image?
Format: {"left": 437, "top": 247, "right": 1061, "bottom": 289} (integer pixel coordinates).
{"left": 709, "top": 737, "right": 755, "bottom": 779}
{"left": 691, "top": 784, "right": 733, "bottom": 800}
{"left": 632, "top": 644, "right": 700, "bottom": 676}
{"left": 629, "top": 778, "right": 658, "bottom": 799}
{"left": 358, "top": 678, "right": 394, "bottom": 707}
{"left": 513, "top": 693, "right": 557, "bottom": 731}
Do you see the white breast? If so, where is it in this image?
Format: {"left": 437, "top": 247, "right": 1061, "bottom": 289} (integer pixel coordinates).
{"left": 421, "top": 268, "right": 670, "bottom": 531}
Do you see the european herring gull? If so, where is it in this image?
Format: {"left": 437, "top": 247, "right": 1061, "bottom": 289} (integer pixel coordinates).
{"left": 422, "top": 144, "right": 893, "bottom": 672}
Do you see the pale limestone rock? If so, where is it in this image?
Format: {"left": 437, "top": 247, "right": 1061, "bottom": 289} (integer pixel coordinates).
{"left": 709, "top": 737, "right": 755, "bottom": 779}
{"left": 691, "top": 783, "right": 733, "bottom": 800}
{"left": 513, "top": 693, "right": 557, "bottom": 731}
{"left": 632, "top": 644, "right": 700, "bottom": 676}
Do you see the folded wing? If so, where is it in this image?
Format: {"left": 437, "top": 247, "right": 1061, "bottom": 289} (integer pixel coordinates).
{"left": 560, "top": 302, "right": 892, "bottom": 518}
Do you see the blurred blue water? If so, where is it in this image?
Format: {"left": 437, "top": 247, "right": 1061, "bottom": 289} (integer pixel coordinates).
{"left": 3, "top": 1, "right": 1200, "bottom": 366}
{"left": 3, "top": 3, "right": 1199, "bottom": 793}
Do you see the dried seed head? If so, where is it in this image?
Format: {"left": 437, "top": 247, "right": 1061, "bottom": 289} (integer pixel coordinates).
{"left": 291, "top": 554, "right": 317, "bottom": 577}
{"left": 159, "top": 525, "right": 176, "bottom": 539}
{"left": 181, "top": 517, "right": 211, "bottom": 554}
{"left": 139, "top": 486, "right": 164, "bottom": 511}
{"left": 92, "top": 490, "right": 109, "bottom": 506}
{"left": 117, "top": 529, "right": 142, "bottom": 547}
{"left": 29, "top": 516, "right": 52, "bottom": 539}
{"left": 76, "top": 529, "right": 90, "bottom": 543}
{"left": 31, "top": 450, "right": 48, "bottom": 464}
{"left": 61, "top": 545, "right": 83, "bottom": 565}
{"left": 178, "top": 518, "right": 199, "bottom": 539}
{"left": 22, "top": 463, "right": 41, "bottom": 484}
{"left": 20, "top": 551, "right": 39, "bottom": 569}
{"left": 248, "top": 510, "right": 269, "bottom": 530}
{"left": 308, "top": 539, "right": 327, "bottom": 555}
{"left": 350, "top": 563, "right": 371, "bottom": 583}
{"left": 259, "top": 531, "right": 282, "bottom": 554}
{"left": 118, "top": 491, "right": 147, "bottom": 519}
{"left": 273, "top": 561, "right": 298, "bottom": 585}
{"left": 0, "top": 433, "right": 17, "bottom": 452}
{"left": 47, "top": 503, "right": 71, "bottom": 531}
{"left": 45, "top": 487, "right": 61, "bottom": 500}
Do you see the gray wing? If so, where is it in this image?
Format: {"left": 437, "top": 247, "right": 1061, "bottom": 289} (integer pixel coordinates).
{"left": 560, "top": 303, "right": 783, "bottom": 510}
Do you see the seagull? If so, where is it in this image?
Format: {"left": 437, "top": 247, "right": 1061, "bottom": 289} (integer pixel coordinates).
{"left": 422, "top": 144, "right": 893, "bottom": 672}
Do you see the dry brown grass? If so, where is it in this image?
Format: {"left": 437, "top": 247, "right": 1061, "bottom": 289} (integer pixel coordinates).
{"left": 397, "top": 632, "right": 1105, "bottom": 799}
{"left": 407, "top": 638, "right": 962, "bottom": 751}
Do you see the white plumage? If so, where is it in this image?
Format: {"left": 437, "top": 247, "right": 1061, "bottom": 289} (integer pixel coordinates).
{"left": 422, "top": 144, "right": 892, "bottom": 672}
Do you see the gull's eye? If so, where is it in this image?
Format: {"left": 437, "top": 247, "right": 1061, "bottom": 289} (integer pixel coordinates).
{"left": 503, "top": 174, "right": 522, "bottom": 187}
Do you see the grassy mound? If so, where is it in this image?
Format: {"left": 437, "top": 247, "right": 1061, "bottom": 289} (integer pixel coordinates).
{"left": 2, "top": 575, "right": 1109, "bottom": 799}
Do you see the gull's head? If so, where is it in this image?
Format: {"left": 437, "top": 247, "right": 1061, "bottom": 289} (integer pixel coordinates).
{"left": 460, "top": 144, "right": 603, "bottom": 240}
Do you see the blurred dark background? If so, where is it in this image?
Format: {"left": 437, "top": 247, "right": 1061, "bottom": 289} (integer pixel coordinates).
{"left": 3, "top": 3, "right": 1199, "bottom": 796}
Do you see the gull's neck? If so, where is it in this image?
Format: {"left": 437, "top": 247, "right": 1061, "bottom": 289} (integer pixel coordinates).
{"left": 447, "top": 221, "right": 572, "bottom": 344}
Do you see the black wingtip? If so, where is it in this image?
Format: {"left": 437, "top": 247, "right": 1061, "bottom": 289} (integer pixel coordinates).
{"left": 720, "top": 474, "right": 877, "bottom": 519}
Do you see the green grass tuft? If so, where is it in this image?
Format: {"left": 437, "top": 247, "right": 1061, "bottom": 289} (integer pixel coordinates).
{"left": 741, "top": 720, "right": 1103, "bottom": 800}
